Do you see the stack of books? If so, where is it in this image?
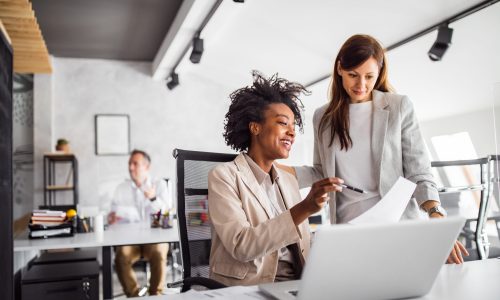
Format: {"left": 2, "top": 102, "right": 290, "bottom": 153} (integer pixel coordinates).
{"left": 29, "top": 210, "right": 73, "bottom": 239}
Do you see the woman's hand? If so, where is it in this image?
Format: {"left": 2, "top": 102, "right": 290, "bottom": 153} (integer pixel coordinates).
{"left": 427, "top": 208, "right": 469, "bottom": 264}
{"left": 305, "top": 177, "right": 344, "bottom": 213}
{"left": 290, "top": 177, "right": 343, "bottom": 225}
{"left": 446, "top": 240, "right": 469, "bottom": 264}
{"left": 107, "top": 212, "right": 122, "bottom": 225}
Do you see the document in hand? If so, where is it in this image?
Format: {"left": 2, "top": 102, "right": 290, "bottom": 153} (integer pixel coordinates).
{"left": 349, "top": 177, "right": 416, "bottom": 224}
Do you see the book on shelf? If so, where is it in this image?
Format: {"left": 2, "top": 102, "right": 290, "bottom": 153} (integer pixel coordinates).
{"left": 30, "top": 209, "right": 67, "bottom": 226}
{"left": 31, "top": 219, "right": 66, "bottom": 226}
{"left": 31, "top": 215, "right": 66, "bottom": 221}
{"left": 29, "top": 222, "right": 72, "bottom": 230}
{"left": 32, "top": 210, "right": 66, "bottom": 218}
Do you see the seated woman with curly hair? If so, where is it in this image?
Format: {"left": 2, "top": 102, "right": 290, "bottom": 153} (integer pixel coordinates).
{"left": 208, "top": 72, "right": 343, "bottom": 286}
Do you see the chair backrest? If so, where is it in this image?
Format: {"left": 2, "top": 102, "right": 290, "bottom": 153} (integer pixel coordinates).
{"left": 173, "top": 149, "right": 236, "bottom": 281}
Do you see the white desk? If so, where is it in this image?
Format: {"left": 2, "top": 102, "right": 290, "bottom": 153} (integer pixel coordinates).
{"left": 417, "top": 258, "right": 500, "bottom": 299}
{"left": 14, "top": 222, "right": 179, "bottom": 299}
{"left": 146, "top": 259, "right": 500, "bottom": 300}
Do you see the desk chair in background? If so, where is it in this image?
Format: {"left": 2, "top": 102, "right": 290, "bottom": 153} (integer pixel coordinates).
{"left": 168, "top": 149, "right": 235, "bottom": 292}
{"left": 431, "top": 155, "right": 500, "bottom": 260}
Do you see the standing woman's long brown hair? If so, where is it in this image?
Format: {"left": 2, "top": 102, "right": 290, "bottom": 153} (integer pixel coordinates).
{"left": 319, "top": 34, "right": 393, "bottom": 150}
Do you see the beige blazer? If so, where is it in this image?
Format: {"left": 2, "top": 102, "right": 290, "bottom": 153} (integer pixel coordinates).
{"left": 208, "top": 153, "right": 311, "bottom": 286}
{"left": 295, "top": 90, "right": 440, "bottom": 223}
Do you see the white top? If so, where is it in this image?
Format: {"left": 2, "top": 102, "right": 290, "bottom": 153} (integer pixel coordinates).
{"left": 244, "top": 154, "right": 294, "bottom": 265}
{"left": 110, "top": 176, "right": 171, "bottom": 223}
{"left": 335, "top": 101, "right": 381, "bottom": 223}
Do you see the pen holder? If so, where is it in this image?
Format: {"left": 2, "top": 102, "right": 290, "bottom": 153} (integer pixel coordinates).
{"left": 150, "top": 213, "right": 161, "bottom": 228}
{"left": 161, "top": 214, "right": 172, "bottom": 229}
{"left": 76, "top": 216, "right": 93, "bottom": 233}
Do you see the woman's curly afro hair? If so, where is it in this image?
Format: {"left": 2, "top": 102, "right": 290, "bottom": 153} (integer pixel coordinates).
{"left": 223, "top": 71, "right": 308, "bottom": 152}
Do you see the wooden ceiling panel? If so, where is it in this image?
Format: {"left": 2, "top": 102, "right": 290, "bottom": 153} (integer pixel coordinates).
{"left": 0, "top": 0, "right": 51, "bottom": 73}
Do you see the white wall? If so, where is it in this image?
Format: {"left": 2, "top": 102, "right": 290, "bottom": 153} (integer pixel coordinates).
{"left": 34, "top": 57, "right": 239, "bottom": 211}
{"left": 419, "top": 107, "right": 500, "bottom": 161}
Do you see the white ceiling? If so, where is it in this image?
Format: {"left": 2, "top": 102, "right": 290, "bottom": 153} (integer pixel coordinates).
{"left": 177, "top": 0, "right": 484, "bottom": 85}
{"left": 388, "top": 2, "right": 500, "bottom": 121}
{"left": 171, "top": 0, "right": 499, "bottom": 121}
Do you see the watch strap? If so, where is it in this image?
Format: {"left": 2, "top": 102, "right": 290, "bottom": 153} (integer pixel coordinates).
{"left": 428, "top": 205, "right": 446, "bottom": 217}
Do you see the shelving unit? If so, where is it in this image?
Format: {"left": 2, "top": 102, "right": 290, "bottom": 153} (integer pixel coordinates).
{"left": 43, "top": 153, "right": 78, "bottom": 208}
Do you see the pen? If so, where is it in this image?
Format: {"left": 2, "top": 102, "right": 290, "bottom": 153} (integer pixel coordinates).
{"left": 340, "top": 184, "right": 367, "bottom": 194}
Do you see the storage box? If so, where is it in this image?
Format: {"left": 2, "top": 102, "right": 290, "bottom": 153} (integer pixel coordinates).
{"left": 22, "top": 260, "right": 99, "bottom": 300}
{"left": 34, "top": 249, "right": 97, "bottom": 265}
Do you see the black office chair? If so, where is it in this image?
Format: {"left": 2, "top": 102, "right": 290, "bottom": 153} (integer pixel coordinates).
{"left": 168, "top": 148, "right": 236, "bottom": 292}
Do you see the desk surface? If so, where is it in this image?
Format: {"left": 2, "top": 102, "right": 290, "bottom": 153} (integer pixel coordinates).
{"left": 146, "top": 259, "right": 500, "bottom": 300}
{"left": 418, "top": 258, "right": 500, "bottom": 299}
{"left": 14, "top": 222, "right": 179, "bottom": 252}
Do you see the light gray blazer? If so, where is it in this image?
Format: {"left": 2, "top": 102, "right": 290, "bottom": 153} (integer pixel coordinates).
{"left": 295, "top": 89, "right": 440, "bottom": 223}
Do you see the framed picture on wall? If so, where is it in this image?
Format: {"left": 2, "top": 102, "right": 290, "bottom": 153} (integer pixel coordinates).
{"left": 95, "top": 114, "right": 130, "bottom": 155}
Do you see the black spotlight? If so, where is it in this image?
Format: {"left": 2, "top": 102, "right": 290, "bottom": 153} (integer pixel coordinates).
{"left": 428, "top": 24, "right": 453, "bottom": 61}
{"left": 189, "top": 37, "right": 204, "bottom": 64}
{"left": 166, "top": 72, "right": 179, "bottom": 90}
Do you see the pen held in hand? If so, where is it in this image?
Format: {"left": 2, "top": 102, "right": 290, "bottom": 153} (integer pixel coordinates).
{"left": 340, "top": 184, "right": 367, "bottom": 194}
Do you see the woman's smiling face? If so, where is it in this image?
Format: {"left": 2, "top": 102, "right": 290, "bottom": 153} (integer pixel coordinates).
{"left": 250, "top": 103, "right": 296, "bottom": 160}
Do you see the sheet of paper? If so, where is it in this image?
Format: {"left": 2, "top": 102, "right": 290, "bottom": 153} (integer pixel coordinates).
{"left": 176, "top": 286, "right": 267, "bottom": 300}
{"left": 200, "top": 286, "right": 267, "bottom": 299}
{"left": 349, "top": 177, "right": 416, "bottom": 224}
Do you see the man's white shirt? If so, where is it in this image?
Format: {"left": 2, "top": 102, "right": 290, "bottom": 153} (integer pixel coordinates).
{"left": 111, "top": 177, "right": 171, "bottom": 223}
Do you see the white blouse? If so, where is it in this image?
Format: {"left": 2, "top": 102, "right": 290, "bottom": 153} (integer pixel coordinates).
{"left": 335, "top": 101, "right": 381, "bottom": 223}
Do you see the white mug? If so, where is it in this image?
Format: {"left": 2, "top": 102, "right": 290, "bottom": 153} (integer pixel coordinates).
{"left": 94, "top": 214, "right": 104, "bottom": 234}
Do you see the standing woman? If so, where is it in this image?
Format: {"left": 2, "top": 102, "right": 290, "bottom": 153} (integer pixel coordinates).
{"left": 282, "top": 34, "right": 468, "bottom": 264}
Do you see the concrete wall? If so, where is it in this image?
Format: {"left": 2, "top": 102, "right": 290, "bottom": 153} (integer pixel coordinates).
{"left": 34, "top": 57, "right": 237, "bottom": 212}
{"left": 13, "top": 75, "right": 34, "bottom": 220}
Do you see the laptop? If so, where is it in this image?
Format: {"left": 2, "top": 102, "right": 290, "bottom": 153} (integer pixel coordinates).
{"left": 259, "top": 216, "right": 465, "bottom": 300}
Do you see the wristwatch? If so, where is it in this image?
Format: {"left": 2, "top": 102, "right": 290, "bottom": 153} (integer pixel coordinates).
{"left": 428, "top": 205, "right": 447, "bottom": 217}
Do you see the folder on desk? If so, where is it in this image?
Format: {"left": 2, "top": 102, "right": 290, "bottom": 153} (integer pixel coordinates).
{"left": 28, "top": 222, "right": 74, "bottom": 239}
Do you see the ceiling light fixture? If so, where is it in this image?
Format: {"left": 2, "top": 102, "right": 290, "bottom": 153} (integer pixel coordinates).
{"left": 304, "top": 0, "right": 498, "bottom": 87}
{"left": 428, "top": 24, "right": 453, "bottom": 61}
{"left": 163, "top": 0, "right": 224, "bottom": 90}
{"left": 189, "top": 35, "right": 204, "bottom": 64}
{"left": 166, "top": 72, "right": 179, "bottom": 90}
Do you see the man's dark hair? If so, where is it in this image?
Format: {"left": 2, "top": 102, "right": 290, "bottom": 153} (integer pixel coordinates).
{"left": 223, "top": 71, "right": 308, "bottom": 152}
{"left": 130, "top": 149, "right": 151, "bottom": 164}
